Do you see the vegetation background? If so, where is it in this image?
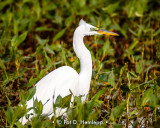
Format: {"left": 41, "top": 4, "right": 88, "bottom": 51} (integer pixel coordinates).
{"left": 0, "top": 0, "right": 160, "bottom": 127}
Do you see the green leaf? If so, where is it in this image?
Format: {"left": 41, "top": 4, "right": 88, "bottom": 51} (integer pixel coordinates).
{"left": 136, "top": 60, "right": 143, "bottom": 74}
{"left": 112, "top": 20, "right": 127, "bottom": 38}
{"left": 134, "top": 0, "right": 149, "bottom": 17}
{"left": 103, "top": 39, "right": 114, "bottom": 56}
{"left": 52, "top": 29, "right": 66, "bottom": 42}
{"left": 6, "top": 107, "right": 14, "bottom": 125}
{"left": 154, "top": 29, "right": 160, "bottom": 37}
{"left": 144, "top": 65, "right": 160, "bottom": 73}
{"left": 11, "top": 32, "right": 28, "bottom": 48}
{"left": 127, "top": 0, "right": 135, "bottom": 17}
{"left": 35, "top": 26, "right": 55, "bottom": 32}
{"left": 136, "top": 94, "right": 140, "bottom": 108}
{"left": 110, "top": 101, "right": 126, "bottom": 121}
{"left": 17, "top": 31, "right": 28, "bottom": 46}
{"left": 88, "top": 88, "right": 107, "bottom": 111}
{"left": 26, "top": 77, "right": 38, "bottom": 87}
{"left": 129, "top": 71, "right": 137, "bottom": 78}
{"left": 45, "top": 44, "right": 55, "bottom": 55}
{"left": 45, "top": 52, "right": 52, "bottom": 64}
{"left": 141, "top": 88, "right": 153, "bottom": 106}
{"left": 11, "top": 35, "right": 18, "bottom": 47}
{"left": 13, "top": 105, "right": 27, "bottom": 124}
{"left": 131, "top": 80, "right": 154, "bottom": 91}
{"left": 36, "top": 35, "right": 48, "bottom": 45}
{"left": 15, "top": 121, "right": 24, "bottom": 128}
{"left": 102, "top": 2, "right": 120, "bottom": 14}
{"left": 148, "top": 94, "right": 158, "bottom": 107}
{"left": 42, "top": 2, "right": 57, "bottom": 11}
{"left": 108, "top": 71, "right": 115, "bottom": 87}
{"left": 6, "top": 95, "right": 11, "bottom": 106}
{"left": 38, "top": 69, "right": 47, "bottom": 79}
{"left": 59, "top": 94, "right": 72, "bottom": 108}
{"left": 120, "top": 65, "right": 126, "bottom": 77}
{"left": 0, "top": 59, "right": 6, "bottom": 69}
{"left": 130, "top": 109, "right": 138, "bottom": 117}
{"left": 128, "top": 39, "right": 139, "bottom": 54}
{"left": 33, "top": 98, "right": 39, "bottom": 114}
{"left": 55, "top": 95, "right": 62, "bottom": 107}
{"left": 34, "top": 0, "right": 41, "bottom": 19}
{"left": 37, "top": 101, "right": 43, "bottom": 115}
{"left": 22, "top": 86, "right": 36, "bottom": 103}
{"left": 65, "top": 16, "right": 73, "bottom": 27}
{"left": 0, "top": 0, "right": 13, "bottom": 11}
{"left": 91, "top": 88, "right": 107, "bottom": 101}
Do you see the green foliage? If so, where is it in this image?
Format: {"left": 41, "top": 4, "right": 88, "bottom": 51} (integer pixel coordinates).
{"left": 0, "top": 0, "right": 160, "bottom": 127}
{"left": 108, "top": 70, "right": 115, "bottom": 87}
{"left": 148, "top": 94, "right": 158, "bottom": 108}
{"left": 6, "top": 105, "right": 26, "bottom": 127}
{"left": 136, "top": 60, "right": 143, "bottom": 74}
{"left": 110, "top": 101, "right": 126, "bottom": 122}
{"left": 55, "top": 94, "right": 72, "bottom": 108}
{"left": 52, "top": 29, "right": 66, "bottom": 42}
{"left": 11, "top": 32, "right": 28, "bottom": 49}
{"left": 22, "top": 86, "right": 36, "bottom": 104}
{"left": 141, "top": 88, "right": 153, "bottom": 106}
{"left": 6, "top": 107, "right": 14, "bottom": 125}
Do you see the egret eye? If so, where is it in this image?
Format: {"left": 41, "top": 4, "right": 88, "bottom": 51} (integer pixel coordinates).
{"left": 90, "top": 28, "right": 99, "bottom": 31}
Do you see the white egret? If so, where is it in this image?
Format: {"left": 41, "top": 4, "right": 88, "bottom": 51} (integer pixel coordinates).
{"left": 20, "top": 19, "right": 118, "bottom": 124}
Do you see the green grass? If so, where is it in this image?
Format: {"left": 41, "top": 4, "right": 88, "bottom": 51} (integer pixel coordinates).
{"left": 0, "top": 0, "right": 160, "bottom": 127}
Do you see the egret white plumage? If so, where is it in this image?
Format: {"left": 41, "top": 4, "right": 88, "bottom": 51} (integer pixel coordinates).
{"left": 20, "top": 19, "right": 118, "bottom": 124}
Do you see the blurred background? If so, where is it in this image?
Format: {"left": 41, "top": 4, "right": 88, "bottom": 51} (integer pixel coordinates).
{"left": 0, "top": 0, "right": 160, "bottom": 127}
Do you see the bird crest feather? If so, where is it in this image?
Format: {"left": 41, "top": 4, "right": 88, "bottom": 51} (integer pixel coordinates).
{"left": 79, "top": 19, "right": 86, "bottom": 26}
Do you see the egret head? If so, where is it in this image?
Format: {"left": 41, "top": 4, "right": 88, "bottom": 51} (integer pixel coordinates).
{"left": 77, "top": 19, "right": 119, "bottom": 36}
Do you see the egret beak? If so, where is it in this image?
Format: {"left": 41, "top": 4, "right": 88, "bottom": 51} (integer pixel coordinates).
{"left": 97, "top": 29, "right": 119, "bottom": 36}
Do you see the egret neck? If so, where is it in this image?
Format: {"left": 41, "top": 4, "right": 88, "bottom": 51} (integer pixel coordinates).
{"left": 73, "top": 30, "right": 92, "bottom": 100}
